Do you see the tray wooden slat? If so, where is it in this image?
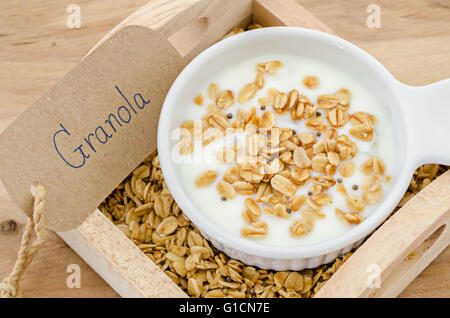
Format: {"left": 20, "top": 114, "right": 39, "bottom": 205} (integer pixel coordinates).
{"left": 1, "top": 0, "right": 448, "bottom": 298}
{"left": 315, "top": 170, "right": 450, "bottom": 297}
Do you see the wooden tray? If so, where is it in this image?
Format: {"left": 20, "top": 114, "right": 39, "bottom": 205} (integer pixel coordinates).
{"left": 37, "top": 0, "right": 450, "bottom": 297}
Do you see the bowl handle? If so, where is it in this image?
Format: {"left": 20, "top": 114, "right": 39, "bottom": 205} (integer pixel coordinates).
{"left": 315, "top": 170, "right": 450, "bottom": 298}
{"left": 399, "top": 79, "right": 450, "bottom": 167}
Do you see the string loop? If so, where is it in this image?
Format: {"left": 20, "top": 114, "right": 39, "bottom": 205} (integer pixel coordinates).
{"left": 0, "top": 183, "right": 48, "bottom": 298}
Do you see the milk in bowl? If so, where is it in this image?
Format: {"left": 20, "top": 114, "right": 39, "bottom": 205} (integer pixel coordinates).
{"left": 170, "top": 53, "right": 395, "bottom": 247}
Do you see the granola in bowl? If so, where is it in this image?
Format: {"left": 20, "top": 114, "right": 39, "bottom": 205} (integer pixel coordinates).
{"left": 171, "top": 54, "right": 395, "bottom": 246}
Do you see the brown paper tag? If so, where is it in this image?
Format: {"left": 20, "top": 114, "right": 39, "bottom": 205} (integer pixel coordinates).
{"left": 0, "top": 26, "right": 184, "bottom": 231}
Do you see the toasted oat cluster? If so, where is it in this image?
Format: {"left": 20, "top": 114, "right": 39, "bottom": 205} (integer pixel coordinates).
{"left": 99, "top": 150, "right": 446, "bottom": 297}
{"left": 101, "top": 151, "right": 354, "bottom": 298}
{"left": 182, "top": 60, "right": 390, "bottom": 240}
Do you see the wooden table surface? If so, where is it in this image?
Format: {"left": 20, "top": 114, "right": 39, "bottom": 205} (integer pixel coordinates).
{"left": 0, "top": 0, "right": 449, "bottom": 298}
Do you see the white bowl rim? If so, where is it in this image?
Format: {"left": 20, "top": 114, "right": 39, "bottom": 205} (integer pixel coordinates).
{"left": 158, "top": 27, "right": 414, "bottom": 259}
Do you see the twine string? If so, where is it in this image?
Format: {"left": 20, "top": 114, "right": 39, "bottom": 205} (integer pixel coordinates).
{"left": 0, "top": 184, "right": 48, "bottom": 298}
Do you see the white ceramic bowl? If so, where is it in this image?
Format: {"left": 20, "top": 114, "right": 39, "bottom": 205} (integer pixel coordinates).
{"left": 158, "top": 27, "right": 450, "bottom": 270}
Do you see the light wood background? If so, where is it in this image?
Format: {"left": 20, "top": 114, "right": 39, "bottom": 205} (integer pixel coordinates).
{"left": 0, "top": 0, "right": 449, "bottom": 297}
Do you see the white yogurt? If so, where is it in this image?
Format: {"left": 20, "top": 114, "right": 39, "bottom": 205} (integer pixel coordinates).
{"left": 172, "top": 53, "right": 395, "bottom": 247}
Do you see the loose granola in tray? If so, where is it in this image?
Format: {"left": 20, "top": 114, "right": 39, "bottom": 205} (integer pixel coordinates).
{"left": 98, "top": 25, "right": 449, "bottom": 298}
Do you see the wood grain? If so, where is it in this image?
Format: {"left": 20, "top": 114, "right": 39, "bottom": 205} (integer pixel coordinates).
{"left": 315, "top": 171, "right": 450, "bottom": 298}
{"left": 59, "top": 210, "right": 187, "bottom": 298}
{"left": 89, "top": 0, "right": 252, "bottom": 62}
{"left": 0, "top": 0, "right": 449, "bottom": 297}
{"left": 253, "top": 0, "right": 336, "bottom": 35}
